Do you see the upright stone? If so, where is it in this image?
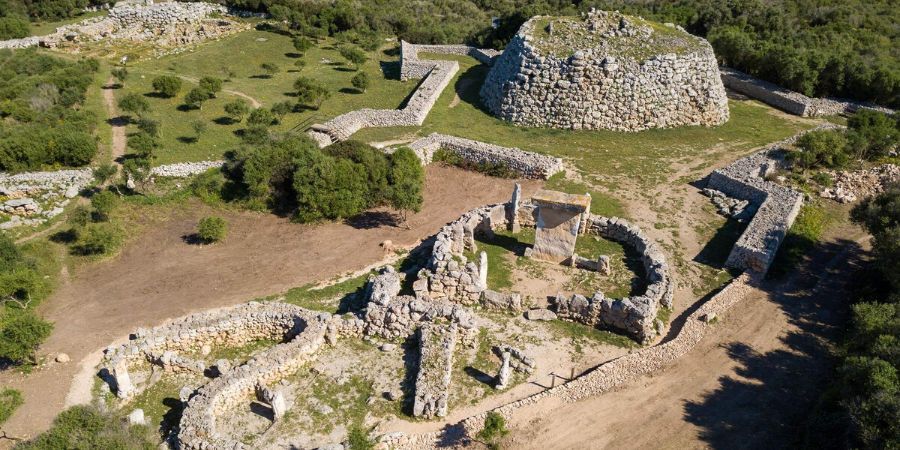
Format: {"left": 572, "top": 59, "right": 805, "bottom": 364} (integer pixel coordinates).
{"left": 598, "top": 255, "right": 611, "bottom": 275}
{"left": 478, "top": 251, "right": 488, "bottom": 289}
{"left": 270, "top": 390, "right": 288, "bottom": 420}
{"left": 529, "top": 190, "right": 591, "bottom": 263}
{"left": 496, "top": 351, "right": 512, "bottom": 389}
{"left": 113, "top": 360, "right": 134, "bottom": 399}
{"left": 510, "top": 183, "right": 522, "bottom": 233}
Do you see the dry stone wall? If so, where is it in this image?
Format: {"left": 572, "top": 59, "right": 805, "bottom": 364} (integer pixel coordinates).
{"left": 0, "top": 169, "right": 90, "bottom": 229}
{"left": 412, "top": 323, "right": 458, "bottom": 418}
{"left": 406, "top": 133, "right": 563, "bottom": 179}
{"left": 399, "top": 40, "right": 501, "bottom": 81}
{"left": 721, "top": 67, "right": 896, "bottom": 118}
{"left": 704, "top": 128, "right": 836, "bottom": 273}
{"left": 0, "top": 2, "right": 246, "bottom": 53}
{"left": 480, "top": 11, "right": 729, "bottom": 132}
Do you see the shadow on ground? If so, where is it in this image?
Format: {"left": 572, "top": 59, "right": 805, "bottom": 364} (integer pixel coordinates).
{"left": 683, "top": 238, "right": 864, "bottom": 449}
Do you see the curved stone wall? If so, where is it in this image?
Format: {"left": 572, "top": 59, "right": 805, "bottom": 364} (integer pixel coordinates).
{"left": 480, "top": 12, "right": 729, "bottom": 132}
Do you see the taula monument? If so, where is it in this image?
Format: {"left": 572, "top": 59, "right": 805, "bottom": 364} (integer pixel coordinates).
{"left": 480, "top": 9, "right": 730, "bottom": 132}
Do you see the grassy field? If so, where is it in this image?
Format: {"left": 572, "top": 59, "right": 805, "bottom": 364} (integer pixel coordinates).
{"left": 28, "top": 10, "right": 108, "bottom": 36}
{"left": 114, "top": 30, "right": 414, "bottom": 165}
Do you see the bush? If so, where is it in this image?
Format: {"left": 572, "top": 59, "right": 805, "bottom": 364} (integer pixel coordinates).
{"left": 790, "top": 130, "right": 850, "bottom": 170}
{"left": 293, "top": 152, "right": 369, "bottom": 222}
{"left": 127, "top": 131, "right": 156, "bottom": 158}
{"left": 0, "top": 311, "right": 52, "bottom": 365}
{"left": 0, "top": 388, "right": 23, "bottom": 425}
{"left": 325, "top": 140, "right": 390, "bottom": 205}
{"left": 90, "top": 190, "right": 118, "bottom": 222}
{"left": 151, "top": 75, "right": 182, "bottom": 98}
{"left": 477, "top": 411, "right": 509, "bottom": 448}
{"left": 247, "top": 108, "right": 276, "bottom": 127}
{"left": 72, "top": 223, "right": 123, "bottom": 256}
{"left": 339, "top": 45, "right": 367, "bottom": 70}
{"left": 846, "top": 110, "right": 900, "bottom": 160}
{"left": 224, "top": 99, "right": 250, "bottom": 123}
{"left": 389, "top": 147, "right": 424, "bottom": 223}
{"left": 117, "top": 93, "right": 149, "bottom": 119}
{"left": 184, "top": 87, "right": 210, "bottom": 110}
{"left": 0, "top": 16, "right": 30, "bottom": 40}
{"left": 196, "top": 216, "right": 227, "bottom": 244}
{"left": 347, "top": 424, "right": 374, "bottom": 450}
{"left": 294, "top": 76, "right": 330, "bottom": 109}
{"left": 14, "top": 405, "right": 156, "bottom": 450}
{"left": 198, "top": 76, "right": 223, "bottom": 97}
{"left": 351, "top": 71, "right": 369, "bottom": 93}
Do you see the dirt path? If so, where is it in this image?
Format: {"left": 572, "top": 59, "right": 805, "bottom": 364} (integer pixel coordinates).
{"left": 0, "top": 166, "right": 541, "bottom": 441}
{"left": 102, "top": 77, "right": 128, "bottom": 165}
{"left": 501, "top": 222, "right": 866, "bottom": 449}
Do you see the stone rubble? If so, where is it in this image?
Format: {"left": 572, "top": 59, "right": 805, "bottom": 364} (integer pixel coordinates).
{"left": 412, "top": 322, "right": 457, "bottom": 418}
{"left": 701, "top": 188, "right": 756, "bottom": 222}
{"left": 0, "top": 169, "right": 91, "bottom": 229}
{"left": 820, "top": 164, "right": 899, "bottom": 203}
{"left": 481, "top": 10, "right": 729, "bottom": 132}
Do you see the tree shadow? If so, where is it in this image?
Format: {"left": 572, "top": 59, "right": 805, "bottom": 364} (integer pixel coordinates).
{"left": 181, "top": 233, "right": 203, "bottom": 245}
{"left": 344, "top": 210, "right": 398, "bottom": 229}
{"left": 49, "top": 228, "right": 78, "bottom": 244}
{"left": 399, "top": 334, "right": 420, "bottom": 417}
{"left": 177, "top": 136, "right": 198, "bottom": 144}
{"left": 682, "top": 237, "right": 866, "bottom": 449}
{"left": 213, "top": 116, "right": 236, "bottom": 126}
{"left": 107, "top": 115, "right": 130, "bottom": 127}
{"left": 159, "top": 397, "right": 185, "bottom": 437}
{"left": 249, "top": 74, "right": 272, "bottom": 79}
{"left": 176, "top": 104, "right": 196, "bottom": 112}
{"left": 143, "top": 92, "right": 170, "bottom": 99}
{"left": 339, "top": 87, "right": 363, "bottom": 94}
{"left": 285, "top": 52, "right": 303, "bottom": 58}
{"left": 333, "top": 66, "right": 355, "bottom": 72}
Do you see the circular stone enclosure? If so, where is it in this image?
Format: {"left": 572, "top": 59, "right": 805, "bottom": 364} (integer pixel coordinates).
{"left": 480, "top": 10, "right": 729, "bottom": 132}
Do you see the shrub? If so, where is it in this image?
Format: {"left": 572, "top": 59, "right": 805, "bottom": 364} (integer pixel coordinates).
{"left": 347, "top": 424, "right": 374, "bottom": 450}
{"left": 811, "top": 171, "right": 833, "bottom": 187}
{"left": 790, "top": 130, "right": 850, "bottom": 170}
{"left": 477, "top": 411, "right": 509, "bottom": 449}
{"left": 339, "top": 45, "right": 367, "bottom": 70}
{"left": 90, "top": 190, "right": 118, "bottom": 222}
{"left": 0, "top": 388, "right": 23, "bottom": 425}
{"left": 127, "top": 131, "right": 156, "bottom": 158}
{"left": 0, "top": 16, "right": 29, "bottom": 40}
{"left": 270, "top": 101, "right": 293, "bottom": 122}
{"left": 110, "top": 68, "right": 128, "bottom": 86}
{"left": 293, "top": 153, "right": 369, "bottom": 222}
{"left": 389, "top": 147, "right": 424, "bottom": 224}
{"left": 117, "top": 93, "right": 149, "bottom": 119}
{"left": 151, "top": 75, "right": 182, "bottom": 98}
{"left": 292, "top": 35, "right": 312, "bottom": 53}
{"left": 433, "top": 148, "right": 516, "bottom": 178}
{"left": 0, "top": 312, "right": 52, "bottom": 365}
{"left": 247, "top": 108, "right": 276, "bottom": 127}
{"left": 846, "top": 110, "right": 900, "bottom": 160}
{"left": 260, "top": 62, "right": 280, "bottom": 77}
{"left": 73, "top": 223, "right": 123, "bottom": 256}
{"left": 224, "top": 99, "right": 250, "bottom": 123}
{"left": 294, "top": 76, "right": 330, "bottom": 109}
{"left": 196, "top": 216, "right": 227, "bottom": 243}
{"left": 351, "top": 72, "right": 370, "bottom": 93}
{"left": 325, "top": 140, "right": 390, "bottom": 205}
{"left": 198, "top": 76, "right": 223, "bottom": 97}
{"left": 14, "top": 405, "right": 156, "bottom": 449}
{"left": 136, "top": 118, "right": 160, "bottom": 138}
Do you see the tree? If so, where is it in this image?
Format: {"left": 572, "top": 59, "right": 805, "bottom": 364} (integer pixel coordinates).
{"left": 224, "top": 99, "right": 251, "bottom": 123}
{"left": 292, "top": 35, "right": 312, "bottom": 53}
{"left": 294, "top": 76, "right": 330, "bottom": 110}
{"left": 117, "top": 93, "right": 150, "bottom": 119}
{"left": 196, "top": 216, "right": 227, "bottom": 244}
{"left": 192, "top": 120, "right": 208, "bottom": 141}
{"left": 325, "top": 140, "right": 390, "bottom": 205}
{"left": 0, "top": 16, "right": 30, "bottom": 40}
{"left": 339, "top": 45, "right": 367, "bottom": 70}
{"left": 388, "top": 147, "right": 424, "bottom": 227}
{"left": 198, "top": 76, "right": 223, "bottom": 97}
{"left": 0, "top": 312, "right": 52, "bottom": 365}
{"left": 73, "top": 223, "right": 123, "bottom": 255}
{"left": 151, "top": 75, "right": 182, "bottom": 98}
{"left": 271, "top": 101, "right": 293, "bottom": 123}
{"left": 90, "top": 190, "right": 118, "bottom": 222}
{"left": 293, "top": 154, "right": 369, "bottom": 222}
{"left": 110, "top": 68, "right": 128, "bottom": 87}
{"left": 852, "top": 184, "right": 900, "bottom": 291}
{"left": 293, "top": 59, "right": 307, "bottom": 71}
{"left": 184, "top": 87, "right": 209, "bottom": 110}
{"left": 846, "top": 110, "right": 900, "bottom": 160}
{"left": 137, "top": 118, "right": 160, "bottom": 138}
{"left": 123, "top": 157, "right": 151, "bottom": 191}
{"left": 260, "top": 62, "right": 280, "bottom": 78}
{"left": 351, "top": 72, "right": 370, "bottom": 93}
{"left": 247, "top": 108, "right": 276, "bottom": 127}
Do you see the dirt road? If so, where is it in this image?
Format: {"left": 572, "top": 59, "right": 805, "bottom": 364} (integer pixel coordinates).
{"left": 102, "top": 77, "right": 127, "bottom": 165}
{"left": 0, "top": 166, "right": 540, "bottom": 440}
{"left": 502, "top": 226, "right": 865, "bottom": 449}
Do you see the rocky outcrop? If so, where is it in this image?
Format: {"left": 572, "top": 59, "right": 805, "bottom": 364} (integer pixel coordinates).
{"left": 405, "top": 133, "right": 563, "bottom": 179}
{"left": 480, "top": 10, "right": 729, "bottom": 132}
{"left": 0, "top": 169, "right": 90, "bottom": 229}
{"left": 819, "top": 164, "right": 899, "bottom": 203}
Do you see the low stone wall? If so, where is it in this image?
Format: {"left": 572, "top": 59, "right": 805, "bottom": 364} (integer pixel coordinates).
{"left": 553, "top": 215, "right": 674, "bottom": 343}
{"left": 0, "top": 2, "right": 244, "bottom": 53}
{"left": 0, "top": 168, "right": 91, "bottom": 229}
{"left": 721, "top": 67, "right": 895, "bottom": 118}
{"left": 704, "top": 128, "right": 836, "bottom": 273}
{"left": 406, "top": 133, "right": 564, "bottom": 179}
{"left": 412, "top": 323, "right": 457, "bottom": 418}
{"left": 150, "top": 160, "right": 223, "bottom": 178}
{"left": 400, "top": 40, "right": 501, "bottom": 81}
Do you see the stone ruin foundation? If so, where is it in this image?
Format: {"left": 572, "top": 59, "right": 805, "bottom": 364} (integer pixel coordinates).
{"left": 527, "top": 189, "right": 591, "bottom": 263}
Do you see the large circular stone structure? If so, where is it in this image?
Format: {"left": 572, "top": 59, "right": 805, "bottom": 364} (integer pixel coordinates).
{"left": 480, "top": 10, "right": 730, "bottom": 132}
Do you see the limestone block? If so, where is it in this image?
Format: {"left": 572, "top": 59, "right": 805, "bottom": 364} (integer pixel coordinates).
{"left": 530, "top": 190, "right": 591, "bottom": 263}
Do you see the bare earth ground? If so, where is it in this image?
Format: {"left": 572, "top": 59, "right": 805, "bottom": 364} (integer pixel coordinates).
{"left": 0, "top": 166, "right": 541, "bottom": 441}
{"left": 102, "top": 76, "right": 127, "bottom": 164}
{"left": 501, "top": 219, "right": 866, "bottom": 450}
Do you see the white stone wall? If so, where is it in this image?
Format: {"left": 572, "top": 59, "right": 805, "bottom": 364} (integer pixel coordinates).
{"left": 480, "top": 16, "right": 730, "bottom": 132}
{"left": 406, "top": 133, "right": 563, "bottom": 179}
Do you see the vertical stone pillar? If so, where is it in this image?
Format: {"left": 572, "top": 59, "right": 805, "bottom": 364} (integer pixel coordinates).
{"left": 579, "top": 193, "right": 591, "bottom": 235}
{"left": 496, "top": 351, "right": 511, "bottom": 389}
{"left": 478, "top": 251, "right": 488, "bottom": 289}
{"left": 510, "top": 183, "right": 522, "bottom": 233}
{"left": 113, "top": 360, "right": 134, "bottom": 399}
{"left": 270, "top": 391, "right": 288, "bottom": 420}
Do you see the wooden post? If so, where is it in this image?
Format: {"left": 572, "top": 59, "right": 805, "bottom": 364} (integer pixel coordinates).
{"left": 550, "top": 373, "right": 556, "bottom": 388}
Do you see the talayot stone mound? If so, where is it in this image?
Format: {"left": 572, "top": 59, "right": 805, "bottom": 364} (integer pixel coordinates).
{"left": 480, "top": 10, "right": 729, "bottom": 132}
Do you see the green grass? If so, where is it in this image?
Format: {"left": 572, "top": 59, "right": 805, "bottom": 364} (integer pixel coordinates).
{"left": 545, "top": 173, "right": 626, "bottom": 218}
{"left": 281, "top": 272, "right": 372, "bottom": 313}
{"left": 545, "top": 319, "right": 637, "bottom": 348}
{"left": 0, "top": 388, "right": 23, "bottom": 425}
{"left": 116, "top": 31, "right": 413, "bottom": 165}
{"left": 127, "top": 375, "right": 188, "bottom": 433}
{"left": 769, "top": 201, "right": 836, "bottom": 278}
